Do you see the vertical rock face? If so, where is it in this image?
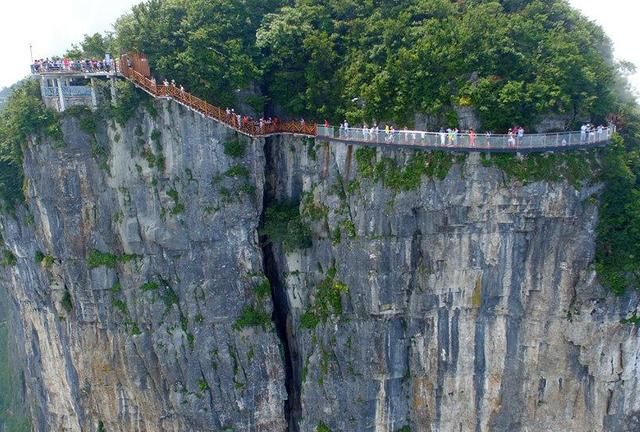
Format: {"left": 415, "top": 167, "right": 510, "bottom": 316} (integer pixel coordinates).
{"left": 265, "top": 136, "right": 640, "bottom": 432}
{"left": 0, "top": 100, "right": 286, "bottom": 431}
{"left": 1, "top": 103, "right": 640, "bottom": 432}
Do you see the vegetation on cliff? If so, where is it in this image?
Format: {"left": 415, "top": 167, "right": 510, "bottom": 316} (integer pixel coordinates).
{"left": 0, "top": 80, "right": 61, "bottom": 211}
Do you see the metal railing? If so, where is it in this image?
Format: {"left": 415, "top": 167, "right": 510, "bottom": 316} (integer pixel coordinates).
{"left": 316, "top": 126, "right": 614, "bottom": 151}
{"left": 122, "top": 67, "right": 316, "bottom": 137}
{"left": 42, "top": 86, "right": 93, "bottom": 98}
{"left": 117, "top": 55, "right": 614, "bottom": 151}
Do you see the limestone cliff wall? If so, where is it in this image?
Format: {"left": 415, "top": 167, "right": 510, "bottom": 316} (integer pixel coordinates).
{"left": 1, "top": 99, "right": 639, "bottom": 432}
{"left": 0, "top": 100, "right": 285, "bottom": 431}
{"left": 265, "top": 135, "right": 640, "bottom": 432}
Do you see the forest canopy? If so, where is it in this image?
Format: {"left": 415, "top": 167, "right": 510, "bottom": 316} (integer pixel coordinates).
{"left": 94, "top": 0, "right": 623, "bottom": 130}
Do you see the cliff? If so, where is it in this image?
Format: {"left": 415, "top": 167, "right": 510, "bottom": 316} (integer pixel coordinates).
{"left": 1, "top": 99, "right": 639, "bottom": 431}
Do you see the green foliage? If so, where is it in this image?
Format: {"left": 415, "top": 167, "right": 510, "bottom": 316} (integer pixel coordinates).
{"left": 395, "top": 427, "right": 411, "bottom": 432}
{"left": 621, "top": 313, "right": 640, "bottom": 326}
{"left": 61, "top": 290, "right": 73, "bottom": 313}
{"left": 113, "top": 0, "right": 290, "bottom": 107}
{"left": 65, "top": 32, "right": 112, "bottom": 59}
{"left": 300, "top": 267, "right": 348, "bottom": 329}
{"left": 87, "top": 249, "right": 136, "bottom": 268}
{"left": 150, "top": 129, "right": 161, "bottom": 143}
{"left": 223, "top": 139, "right": 246, "bottom": 158}
{"left": 261, "top": 202, "right": 312, "bottom": 251}
{"left": 110, "top": 80, "right": 147, "bottom": 125}
{"left": 482, "top": 151, "right": 602, "bottom": 187}
{"left": 224, "top": 164, "right": 250, "bottom": 179}
{"left": 198, "top": 378, "right": 209, "bottom": 392}
{"left": 111, "top": 281, "right": 122, "bottom": 294}
{"left": 342, "top": 220, "right": 356, "bottom": 239}
{"left": 1, "top": 251, "right": 16, "bottom": 266}
{"left": 596, "top": 135, "right": 640, "bottom": 293}
{"left": 63, "top": 105, "right": 97, "bottom": 134}
{"left": 234, "top": 306, "right": 271, "bottom": 330}
{"left": 316, "top": 422, "right": 332, "bottom": 432}
{"left": 300, "top": 311, "right": 320, "bottom": 330}
{"left": 34, "top": 250, "right": 44, "bottom": 263}
{"left": 161, "top": 286, "right": 179, "bottom": 309}
{"left": 112, "top": 298, "right": 128, "bottom": 314}
{"left": 301, "top": 192, "right": 328, "bottom": 221}
{"left": 140, "top": 281, "right": 160, "bottom": 292}
{"left": 356, "top": 147, "right": 456, "bottom": 190}
{"left": 167, "top": 189, "right": 185, "bottom": 215}
{"left": 35, "top": 251, "right": 55, "bottom": 268}
{"left": 0, "top": 80, "right": 62, "bottom": 211}
{"left": 253, "top": 278, "right": 271, "bottom": 299}
{"left": 127, "top": 322, "right": 142, "bottom": 336}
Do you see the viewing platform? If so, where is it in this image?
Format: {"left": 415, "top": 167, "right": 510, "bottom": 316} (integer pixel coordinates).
{"left": 33, "top": 60, "right": 118, "bottom": 112}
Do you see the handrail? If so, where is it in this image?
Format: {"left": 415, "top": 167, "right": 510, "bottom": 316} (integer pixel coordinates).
{"left": 315, "top": 126, "right": 614, "bottom": 151}
{"left": 121, "top": 66, "right": 316, "bottom": 138}
{"left": 119, "top": 57, "right": 613, "bottom": 151}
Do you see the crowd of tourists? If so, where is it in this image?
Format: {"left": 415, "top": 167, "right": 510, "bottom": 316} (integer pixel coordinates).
{"left": 330, "top": 120, "right": 611, "bottom": 148}
{"left": 580, "top": 123, "right": 608, "bottom": 143}
{"left": 31, "top": 56, "right": 115, "bottom": 74}
{"left": 221, "top": 107, "right": 308, "bottom": 133}
{"left": 334, "top": 120, "right": 525, "bottom": 147}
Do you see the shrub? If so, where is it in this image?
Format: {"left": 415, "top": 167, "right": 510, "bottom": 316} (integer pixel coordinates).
{"left": 0, "top": 80, "right": 62, "bottom": 211}
{"left": 167, "top": 189, "right": 185, "bottom": 215}
{"left": 61, "top": 290, "right": 73, "bottom": 312}
{"left": 111, "top": 281, "right": 122, "bottom": 293}
{"left": 150, "top": 129, "right": 161, "bottom": 143}
{"left": 64, "top": 105, "right": 96, "bottom": 134}
{"left": 300, "top": 267, "right": 348, "bottom": 329}
{"left": 140, "top": 281, "right": 160, "bottom": 292}
{"left": 234, "top": 306, "right": 271, "bottom": 330}
{"left": 300, "top": 310, "right": 320, "bottom": 329}
{"left": 223, "top": 139, "right": 246, "bottom": 158}
{"left": 161, "top": 286, "right": 179, "bottom": 309}
{"left": 261, "top": 202, "right": 312, "bottom": 252}
{"left": 87, "top": 250, "right": 136, "bottom": 268}
{"left": 224, "top": 164, "right": 250, "bottom": 179}
{"left": 1, "top": 250, "right": 17, "bottom": 266}
{"left": 34, "top": 250, "right": 45, "bottom": 263}
{"left": 198, "top": 378, "right": 209, "bottom": 392}
{"left": 253, "top": 278, "right": 271, "bottom": 299}
{"left": 110, "top": 81, "right": 146, "bottom": 125}
{"left": 112, "top": 298, "right": 128, "bottom": 314}
{"left": 316, "top": 422, "right": 332, "bottom": 432}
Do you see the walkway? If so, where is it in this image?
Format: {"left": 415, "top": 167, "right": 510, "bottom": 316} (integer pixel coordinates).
{"left": 115, "top": 54, "right": 613, "bottom": 153}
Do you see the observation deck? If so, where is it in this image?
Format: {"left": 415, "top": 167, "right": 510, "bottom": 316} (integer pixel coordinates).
{"left": 33, "top": 61, "right": 118, "bottom": 112}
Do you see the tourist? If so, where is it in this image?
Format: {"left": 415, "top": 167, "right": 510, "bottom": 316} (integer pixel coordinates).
{"left": 439, "top": 128, "right": 446, "bottom": 146}
{"left": 517, "top": 126, "right": 524, "bottom": 145}
{"left": 580, "top": 124, "right": 587, "bottom": 142}
{"left": 469, "top": 128, "right": 475, "bottom": 147}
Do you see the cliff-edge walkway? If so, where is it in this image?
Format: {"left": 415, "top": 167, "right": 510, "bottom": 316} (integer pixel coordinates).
{"left": 37, "top": 53, "right": 614, "bottom": 153}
